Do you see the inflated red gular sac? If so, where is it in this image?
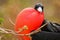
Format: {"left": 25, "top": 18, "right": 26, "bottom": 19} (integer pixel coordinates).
{"left": 15, "top": 3, "right": 44, "bottom": 40}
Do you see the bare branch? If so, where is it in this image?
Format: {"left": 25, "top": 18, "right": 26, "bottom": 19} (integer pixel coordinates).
{"left": 2, "top": 13, "right": 15, "bottom": 25}
{"left": 7, "top": 17, "right": 15, "bottom": 25}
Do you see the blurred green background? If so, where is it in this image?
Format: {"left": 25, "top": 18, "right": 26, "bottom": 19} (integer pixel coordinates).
{"left": 0, "top": 0, "right": 60, "bottom": 40}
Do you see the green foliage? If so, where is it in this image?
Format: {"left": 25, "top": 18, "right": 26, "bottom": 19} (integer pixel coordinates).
{"left": 0, "top": 18, "right": 4, "bottom": 24}
{"left": 3, "top": 34, "right": 12, "bottom": 40}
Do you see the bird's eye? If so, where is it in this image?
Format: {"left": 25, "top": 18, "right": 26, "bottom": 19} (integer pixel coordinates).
{"left": 34, "top": 3, "right": 43, "bottom": 13}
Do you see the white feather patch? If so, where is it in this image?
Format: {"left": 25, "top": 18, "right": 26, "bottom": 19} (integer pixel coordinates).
{"left": 37, "top": 7, "right": 42, "bottom": 12}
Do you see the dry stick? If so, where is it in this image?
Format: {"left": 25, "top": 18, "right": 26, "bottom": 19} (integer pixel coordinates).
{"left": 0, "top": 27, "right": 9, "bottom": 33}
{"left": 0, "top": 27, "right": 28, "bottom": 36}
{"left": 2, "top": 13, "right": 15, "bottom": 25}
{"left": 8, "top": 17, "right": 15, "bottom": 25}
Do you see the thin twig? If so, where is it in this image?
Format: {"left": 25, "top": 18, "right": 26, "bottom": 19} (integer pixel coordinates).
{"left": 2, "top": 13, "right": 15, "bottom": 25}
{"left": 8, "top": 18, "right": 15, "bottom": 25}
